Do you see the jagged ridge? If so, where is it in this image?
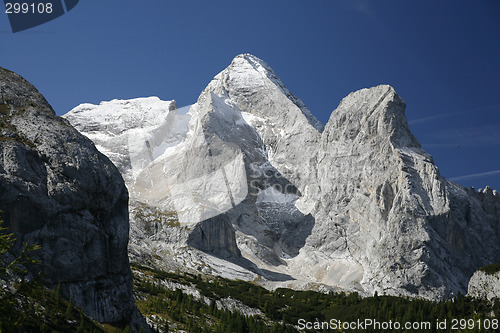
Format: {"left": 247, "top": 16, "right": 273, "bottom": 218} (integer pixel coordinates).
{"left": 64, "top": 54, "right": 500, "bottom": 300}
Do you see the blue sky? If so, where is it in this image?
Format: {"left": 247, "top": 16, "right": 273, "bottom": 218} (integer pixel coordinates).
{"left": 1, "top": 0, "right": 499, "bottom": 190}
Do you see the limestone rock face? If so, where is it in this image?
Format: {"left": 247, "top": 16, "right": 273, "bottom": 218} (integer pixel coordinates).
{"left": 301, "top": 85, "right": 500, "bottom": 298}
{"left": 0, "top": 67, "right": 139, "bottom": 325}
{"left": 64, "top": 54, "right": 500, "bottom": 300}
{"left": 467, "top": 267, "right": 500, "bottom": 301}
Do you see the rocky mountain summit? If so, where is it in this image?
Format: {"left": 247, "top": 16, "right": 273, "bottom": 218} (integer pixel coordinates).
{"left": 0, "top": 67, "right": 145, "bottom": 328}
{"left": 64, "top": 54, "right": 500, "bottom": 300}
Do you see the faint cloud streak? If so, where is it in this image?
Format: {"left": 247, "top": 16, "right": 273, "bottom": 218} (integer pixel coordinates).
{"left": 431, "top": 125, "right": 500, "bottom": 146}
{"left": 409, "top": 103, "right": 500, "bottom": 125}
{"left": 409, "top": 112, "right": 457, "bottom": 125}
{"left": 420, "top": 125, "right": 500, "bottom": 149}
{"left": 339, "top": 0, "right": 377, "bottom": 21}
{"left": 450, "top": 170, "right": 500, "bottom": 182}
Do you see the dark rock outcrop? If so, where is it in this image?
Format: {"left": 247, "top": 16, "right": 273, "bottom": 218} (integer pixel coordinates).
{"left": 0, "top": 66, "right": 142, "bottom": 326}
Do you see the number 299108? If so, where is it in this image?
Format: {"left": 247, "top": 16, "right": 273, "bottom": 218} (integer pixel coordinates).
{"left": 5, "top": 2, "right": 54, "bottom": 14}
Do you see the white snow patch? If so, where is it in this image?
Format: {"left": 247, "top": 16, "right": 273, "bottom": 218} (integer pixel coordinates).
{"left": 241, "top": 111, "right": 265, "bottom": 127}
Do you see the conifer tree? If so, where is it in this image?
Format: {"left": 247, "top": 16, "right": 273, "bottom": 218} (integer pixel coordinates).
{"left": 0, "top": 215, "right": 41, "bottom": 330}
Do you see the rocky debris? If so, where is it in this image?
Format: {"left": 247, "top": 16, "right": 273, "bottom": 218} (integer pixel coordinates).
{"left": 0, "top": 66, "right": 147, "bottom": 329}
{"left": 467, "top": 265, "right": 500, "bottom": 301}
{"left": 64, "top": 54, "right": 500, "bottom": 300}
{"left": 216, "top": 297, "right": 265, "bottom": 317}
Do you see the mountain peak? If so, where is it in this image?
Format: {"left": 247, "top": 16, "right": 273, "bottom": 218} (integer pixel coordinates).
{"left": 234, "top": 53, "right": 263, "bottom": 61}
{"left": 206, "top": 54, "right": 324, "bottom": 132}
{"left": 66, "top": 96, "right": 177, "bottom": 136}
{"left": 231, "top": 53, "right": 275, "bottom": 76}
{"left": 325, "top": 84, "right": 419, "bottom": 149}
